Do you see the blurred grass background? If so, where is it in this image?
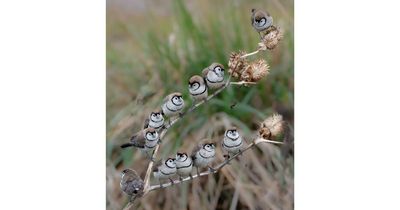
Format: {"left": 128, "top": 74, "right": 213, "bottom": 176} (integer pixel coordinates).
{"left": 106, "top": 0, "right": 293, "bottom": 209}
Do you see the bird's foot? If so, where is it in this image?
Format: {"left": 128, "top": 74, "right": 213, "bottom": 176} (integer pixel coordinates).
{"left": 208, "top": 166, "right": 216, "bottom": 173}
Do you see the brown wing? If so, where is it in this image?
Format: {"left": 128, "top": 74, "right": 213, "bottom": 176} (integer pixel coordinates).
{"left": 190, "top": 144, "right": 202, "bottom": 158}
{"left": 162, "top": 95, "right": 170, "bottom": 105}
{"left": 129, "top": 131, "right": 145, "bottom": 148}
{"left": 202, "top": 68, "right": 209, "bottom": 78}
{"left": 152, "top": 160, "right": 162, "bottom": 172}
{"left": 143, "top": 118, "right": 150, "bottom": 129}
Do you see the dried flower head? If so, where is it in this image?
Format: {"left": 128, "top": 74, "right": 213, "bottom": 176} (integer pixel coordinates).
{"left": 228, "top": 51, "right": 247, "bottom": 79}
{"left": 260, "top": 26, "right": 283, "bottom": 50}
{"left": 259, "top": 113, "right": 285, "bottom": 140}
{"left": 240, "top": 59, "right": 270, "bottom": 82}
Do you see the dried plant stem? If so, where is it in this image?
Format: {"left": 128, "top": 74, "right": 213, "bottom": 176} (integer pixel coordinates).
{"left": 230, "top": 81, "right": 257, "bottom": 85}
{"left": 145, "top": 138, "right": 283, "bottom": 193}
{"left": 240, "top": 50, "right": 260, "bottom": 58}
{"left": 141, "top": 76, "right": 255, "bottom": 194}
{"left": 124, "top": 45, "right": 269, "bottom": 210}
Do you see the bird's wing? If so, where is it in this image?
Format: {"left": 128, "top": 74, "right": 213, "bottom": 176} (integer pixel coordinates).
{"left": 202, "top": 68, "right": 209, "bottom": 78}
{"left": 143, "top": 118, "right": 150, "bottom": 129}
{"left": 122, "top": 170, "right": 141, "bottom": 184}
{"left": 162, "top": 95, "right": 170, "bottom": 105}
{"left": 190, "top": 144, "right": 202, "bottom": 160}
{"left": 152, "top": 160, "right": 162, "bottom": 172}
{"left": 130, "top": 132, "right": 145, "bottom": 148}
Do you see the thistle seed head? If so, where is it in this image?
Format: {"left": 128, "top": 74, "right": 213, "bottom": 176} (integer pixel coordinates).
{"left": 260, "top": 26, "right": 283, "bottom": 50}
{"left": 259, "top": 113, "right": 285, "bottom": 140}
{"left": 240, "top": 59, "right": 270, "bottom": 82}
{"left": 228, "top": 51, "right": 248, "bottom": 79}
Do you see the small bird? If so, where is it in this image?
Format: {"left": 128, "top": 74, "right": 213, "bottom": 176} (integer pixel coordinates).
{"left": 175, "top": 152, "right": 193, "bottom": 181}
{"left": 188, "top": 75, "right": 208, "bottom": 102}
{"left": 191, "top": 141, "right": 216, "bottom": 176}
{"left": 161, "top": 92, "right": 185, "bottom": 118}
{"left": 143, "top": 109, "right": 165, "bottom": 130}
{"left": 120, "top": 127, "right": 160, "bottom": 160}
{"left": 152, "top": 158, "right": 177, "bottom": 187}
{"left": 120, "top": 169, "right": 144, "bottom": 200}
{"left": 222, "top": 127, "right": 244, "bottom": 159}
{"left": 251, "top": 9, "right": 273, "bottom": 38}
{"left": 202, "top": 63, "right": 225, "bottom": 89}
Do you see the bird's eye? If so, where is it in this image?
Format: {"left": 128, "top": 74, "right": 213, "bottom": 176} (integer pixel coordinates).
{"left": 214, "top": 66, "right": 223, "bottom": 73}
{"left": 133, "top": 189, "right": 138, "bottom": 194}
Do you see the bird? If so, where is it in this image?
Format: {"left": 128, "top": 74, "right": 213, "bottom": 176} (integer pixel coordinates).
{"left": 251, "top": 9, "right": 273, "bottom": 38}
{"left": 120, "top": 169, "right": 144, "bottom": 200}
{"left": 188, "top": 75, "right": 208, "bottom": 105}
{"left": 152, "top": 157, "right": 177, "bottom": 187}
{"left": 175, "top": 152, "right": 193, "bottom": 181}
{"left": 222, "top": 127, "right": 244, "bottom": 159}
{"left": 120, "top": 127, "right": 160, "bottom": 160}
{"left": 202, "top": 63, "right": 225, "bottom": 89}
{"left": 143, "top": 109, "right": 165, "bottom": 131}
{"left": 161, "top": 92, "right": 185, "bottom": 118}
{"left": 191, "top": 141, "right": 216, "bottom": 176}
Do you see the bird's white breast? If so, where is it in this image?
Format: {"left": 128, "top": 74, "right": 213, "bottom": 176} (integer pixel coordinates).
{"left": 176, "top": 158, "right": 193, "bottom": 175}
{"left": 162, "top": 100, "right": 184, "bottom": 116}
{"left": 189, "top": 84, "right": 207, "bottom": 95}
{"left": 194, "top": 149, "right": 215, "bottom": 167}
{"left": 223, "top": 136, "right": 243, "bottom": 153}
{"left": 149, "top": 119, "right": 163, "bottom": 129}
{"left": 153, "top": 165, "right": 176, "bottom": 179}
{"left": 207, "top": 71, "right": 224, "bottom": 82}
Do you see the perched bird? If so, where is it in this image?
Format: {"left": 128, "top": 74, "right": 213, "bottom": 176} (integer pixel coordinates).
{"left": 161, "top": 92, "right": 185, "bottom": 118}
{"left": 251, "top": 9, "right": 273, "bottom": 37}
{"left": 152, "top": 158, "right": 177, "bottom": 187}
{"left": 222, "top": 127, "right": 244, "bottom": 159}
{"left": 191, "top": 141, "right": 216, "bottom": 176}
{"left": 202, "top": 63, "right": 225, "bottom": 89}
{"left": 175, "top": 152, "right": 193, "bottom": 181}
{"left": 120, "top": 169, "right": 144, "bottom": 200}
{"left": 120, "top": 127, "right": 160, "bottom": 160}
{"left": 188, "top": 75, "right": 208, "bottom": 102}
{"left": 143, "top": 109, "right": 165, "bottom": 130}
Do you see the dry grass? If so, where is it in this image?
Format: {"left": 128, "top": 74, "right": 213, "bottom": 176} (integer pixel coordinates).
{"left": 106, "top": 0, "right": 294, "bottom": 209}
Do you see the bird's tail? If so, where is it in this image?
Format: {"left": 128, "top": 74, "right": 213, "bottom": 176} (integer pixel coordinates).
{"left": 120, "top": 143, "right": 134, "bottom": 148}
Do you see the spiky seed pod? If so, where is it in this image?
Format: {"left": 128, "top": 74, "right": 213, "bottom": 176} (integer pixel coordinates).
{"left": 261, "top": 26, "right": 283, "bottom": 50}
{"left": 228, "top": 51, "right": 247, "bottom": 79}
{"left": 240, "top": 59, "right": 270, "bottom": 82}
{"left": 259, "top": 113, "right": 285, "bottom": 140}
